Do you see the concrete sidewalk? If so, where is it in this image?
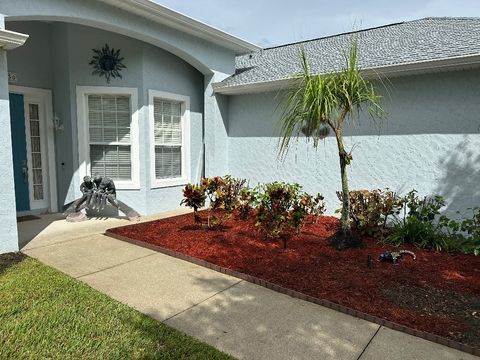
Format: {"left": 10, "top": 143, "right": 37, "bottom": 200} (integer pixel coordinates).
{"left": 20, "top": 211, "right": 477, "bottom": 360}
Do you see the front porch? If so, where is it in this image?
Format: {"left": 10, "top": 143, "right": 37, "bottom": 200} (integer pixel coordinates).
{"left": 1, "top": 0, "right": 257, "bottom": 254}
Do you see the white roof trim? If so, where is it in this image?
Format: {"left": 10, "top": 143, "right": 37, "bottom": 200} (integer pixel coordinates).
{"left": 214, "top": 53, "right": 480, "bottom": 95}
{"left": 0, "top": 28, "right": 28, "bottom": 50}
{"left": 97, "top": 0, "right": 260, "bottom": 54}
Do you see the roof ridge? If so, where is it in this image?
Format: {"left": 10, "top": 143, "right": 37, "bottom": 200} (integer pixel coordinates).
{"left": 418, "top": 16, "right": 480, "bottom": 20}
{"left": 261, "top": 21, "right": 406, "bottom": 51}
{"left": 260, "top": 17, "right": 480, "bottom": 52}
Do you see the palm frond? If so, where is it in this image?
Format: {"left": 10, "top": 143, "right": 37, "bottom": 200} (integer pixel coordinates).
{"left": 278, "top": 40, "right": 386, "bottom": 159}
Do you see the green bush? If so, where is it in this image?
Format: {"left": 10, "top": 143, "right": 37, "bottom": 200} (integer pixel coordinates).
{"left": 385, "top": 190, "right": 479, "bottom": 255}
{"left": 255, "top": 182, "right": 325, "bottom": 248}
{"left": 442, "top": 208, "right": 480, "bottom": 256}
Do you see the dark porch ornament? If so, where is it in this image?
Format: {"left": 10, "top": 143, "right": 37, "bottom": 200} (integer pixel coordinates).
{"left": 62, "top": 175, "right": 140, "bottom": 222}
{"left": 89, "top": 44, "right": 126, "bottom": 83}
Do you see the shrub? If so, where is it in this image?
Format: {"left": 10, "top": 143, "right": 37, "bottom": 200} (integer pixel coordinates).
{"left": 386, "top": 190, "right": 446, "bottom": 249}
{"left": 337, "top": 189, "right": 403, "bottom": 238}
{"left": 181, "top": 175, "right": 247, "bottom": 228}
{"left": 255, "top": 182, "right": 325, "bottom": 248}
{"left": 298, "top": 193, "right": 326, "bottom": 223}
{"left": 202, "top": 175, "right": 247, "bottom": 226}
{"left": 214, "top": 175, "right": 247, "bottom": 214}
{"left": 441, "top": 208, "right": 480, "bottom": 255}
{"left": 237, "top": 187, "right": 256, "bottom": 220}
{"left": 385, "top": 191, "right": 479, "bottom": 255}
{"left": 460, "top": 208, "right": 480, "bottom": 242}
{"left": 180, "top": 184, "right": 206, "bottom": 224}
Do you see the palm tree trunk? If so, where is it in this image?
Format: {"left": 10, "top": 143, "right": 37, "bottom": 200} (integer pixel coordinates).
{"left": 334, "top": 130, "right": 351, "bottom": 236}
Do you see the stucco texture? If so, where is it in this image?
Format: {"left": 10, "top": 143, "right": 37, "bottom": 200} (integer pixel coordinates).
{"left": 227, "top": 69, "right": 480, "bottom": 217}
{"left": 6, "top": 21, "right": 205, "bottom": 215}
{"left": 0, "top": 49, "right": 19, "bottom": 253}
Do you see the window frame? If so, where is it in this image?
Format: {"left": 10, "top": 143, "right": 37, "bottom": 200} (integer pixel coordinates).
{"left": 149, "top": 90, "right": 191, "bottom": 189}
{"left": 76, "top": 86, "right": 140, "bottom": 190}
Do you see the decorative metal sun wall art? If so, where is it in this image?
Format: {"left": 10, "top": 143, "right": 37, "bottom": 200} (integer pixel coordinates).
{"left": 89, "top": 44, "right": 127, "bottom": 83}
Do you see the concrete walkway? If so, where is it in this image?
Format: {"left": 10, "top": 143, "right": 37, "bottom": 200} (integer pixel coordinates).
{"left": 19, "top": 211, "right": 477, "bottom": 360}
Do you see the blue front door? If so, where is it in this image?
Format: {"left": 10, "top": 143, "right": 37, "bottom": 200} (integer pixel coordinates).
{"left": 9, "top": 93, "right": 30, "bottom": 212}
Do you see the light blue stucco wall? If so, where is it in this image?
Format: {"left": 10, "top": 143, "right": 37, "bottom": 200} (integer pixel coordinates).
{"left": 6, "top": 21, "right": 206, "bottom": 215}
{"left": 227, "top": 69, "right": 480, "bottom": 218}
{"left": 142, "top": 37, "right": 204, "bottom": 214}
{"left": 1, "top": 0, "right": 236, "bottom": 75}
{"left": 0, "top": 0, "right": 236, "bottom": 253}
{"left": 4, "top": 22, "right": 53, "bottom": 89}
{"left": 0, "top": 14, "right": 19, "bottom": 253}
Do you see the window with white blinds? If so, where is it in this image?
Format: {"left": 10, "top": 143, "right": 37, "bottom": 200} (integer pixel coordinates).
{"left": 153, "top": 99, "right": 183, "bottom": 179}
{"left": 87, "top": 94, "right": 132, "bottom": 180}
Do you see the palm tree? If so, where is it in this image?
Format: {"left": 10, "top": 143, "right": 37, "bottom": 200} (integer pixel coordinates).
{"left": 278, "top": 41, "right": 385, "bottom": 249}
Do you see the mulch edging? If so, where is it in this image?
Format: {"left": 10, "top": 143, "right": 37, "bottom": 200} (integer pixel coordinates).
{"left": 105, "top": 230, "right": 480, "bottom": 357}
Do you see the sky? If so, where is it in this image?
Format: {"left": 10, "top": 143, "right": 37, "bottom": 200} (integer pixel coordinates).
{"left": 154, "top": 0, "right": 480, "bottom": 48}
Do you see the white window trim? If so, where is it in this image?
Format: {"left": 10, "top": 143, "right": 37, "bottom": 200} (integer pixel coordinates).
{"left": 149, "top": 90, "right": 191, "bottom": 189}
{"left": 76, "top": 86, "right": 140, "bottom": 190}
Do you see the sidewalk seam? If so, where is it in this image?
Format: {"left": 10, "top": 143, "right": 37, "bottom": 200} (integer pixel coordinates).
{"left": 22, "top": 233, "right": 109, "bottom": 251}
{"left": 356, "top": 325, "right": 381, "bottom": 360}
{"left": 76, "top": 253, "right": 157, "bottom": 279}
{"left": 162, "top": 279, "right": 244, "bottom": 323}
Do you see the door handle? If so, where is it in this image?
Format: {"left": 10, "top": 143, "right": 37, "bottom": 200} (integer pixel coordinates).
{"left": 21, "top": 160, "right": 28, "bottom": 184}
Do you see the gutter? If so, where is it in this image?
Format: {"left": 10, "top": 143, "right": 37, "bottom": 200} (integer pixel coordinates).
{"left": 0, "top": 28, "right": 28, "bottom": 50}
{"left": 213, "top": 53, "right": 480, "bottom": 95}
{"left": 97, "top": 0, "right": 261, "bottom": 54}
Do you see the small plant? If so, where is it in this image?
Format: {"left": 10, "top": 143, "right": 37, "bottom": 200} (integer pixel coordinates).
{"left": 237, "top": 187, "right": 256, "bottom": 220}
{"left": 337, "top": 189, "right": 403, "bottom": 239}
{"left": 180, "top": 184, "right": 206, "bottom": 224}
{"left": 384, "top": 190, "right": 480, "bottom": 254}
{"left": 460, "top": 208, "right": 480, "bottom": 242}
{"left": 404, "top": 190, "right": 445, "bottom": 223}
{"left": 386, "top": 190, "right": 446, "bottom": 250}
{"left": 202, "top": 175, "right": 247, "bottom": 227}
{"left": 216, "top": 175, "right": 247, "bottom": 214}
{"left": 298, "top": 193, "right": 326, "bottom": 223}
{"left": 202, "top": 176, "right": 225, "bottom": 227}
{"left": 255, "top": 182, "right": 325, "bottom": 248}
{"left": 440, "top": 208, "right": 480, "bottom": 255}
{"left": 181, "top": 176, "right": 247, "bottom": 228}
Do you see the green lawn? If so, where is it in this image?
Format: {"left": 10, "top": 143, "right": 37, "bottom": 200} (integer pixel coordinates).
{"left": 0, "top": 253, "right": 234, "bottom": 360}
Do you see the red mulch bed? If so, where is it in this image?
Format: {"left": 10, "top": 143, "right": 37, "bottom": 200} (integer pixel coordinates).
{"left": 109, "top": 212, "right": 480, "bottom": 348}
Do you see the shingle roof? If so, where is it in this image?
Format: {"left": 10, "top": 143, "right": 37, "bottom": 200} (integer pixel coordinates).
{"left": 215, "top": 18, "right": 480, "bottom": 91}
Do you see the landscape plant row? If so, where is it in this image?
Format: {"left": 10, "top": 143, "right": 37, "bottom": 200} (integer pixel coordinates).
{"left": 339, "top": 189, "right": 480, "bottom": 255}
{"left": 180, "top": 176, "right": 325, "bottom": 248}
{"left": 180, "top": 177, "right": 479, "bottom": 255}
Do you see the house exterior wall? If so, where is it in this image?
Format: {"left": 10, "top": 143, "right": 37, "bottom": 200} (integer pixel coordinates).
{"left": 227, "top": 68, "right": 480, "bottom": 218}
{"left": 142, "top": 40, "right": 204, "bottom": 214}
{"left": 0, "top": 14, "right": 19, "bottom": 253}
{"left": 6, "top": 21, "right": 205, "bottom": 215}
{"left": 0, "top": 0, "right": 238, "bottom": 253}
{"left": 1, "top": 0, "right": 236, "bottom": 75}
